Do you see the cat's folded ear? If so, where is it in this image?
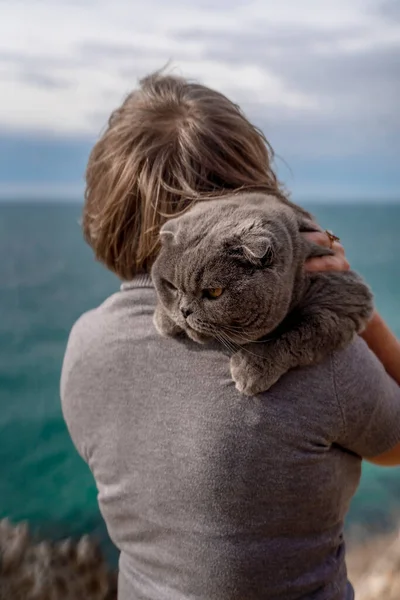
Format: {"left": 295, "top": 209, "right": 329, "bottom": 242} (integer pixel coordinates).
{"left": 231, "top": 218, "right": 274, "bottom": 267}
{"left": 242, "top": 236, "right": 274, "bottom": 266}
{"left": 159, "top": 219, "right": 179, "bottom": 245}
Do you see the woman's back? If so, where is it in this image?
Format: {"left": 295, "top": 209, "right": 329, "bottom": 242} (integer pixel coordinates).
{"left": 61, "top": 277, "right": 400, "bottom": 600}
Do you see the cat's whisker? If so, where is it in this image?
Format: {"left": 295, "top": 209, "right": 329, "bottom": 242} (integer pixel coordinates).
{"left": 219, "top": 330, "right": 265, "bottom": 371}
{"left": 212, "top": 330, "right": 240, "bottom": 355}
{"left": 236, "top": 346, "right": 264, "bottom": 361}
{"left": 191, "top": 318, "right": 272, "bottom": 358}
{"left": 217, "top": 323, "right": 247, "bottom": 332}
{"left": 214, "top": 331, "right": 237, "bottom": 353}
{"left": 190, "top": 317, "right": 275, "bottom": 354}
{"left": 220, "top": 325, "right": 268, "bottom": 339}
{"left": 214, "top": 333, "right": 235, "bottom": 354}
{"left": 219, "top": 334, "right": 240, "bottom": 355}
{"left": 219, "top": 324, "right": 274, "bottom": 346}
{"left": 217, "top": 322, "right": 262, "bottom": 336}
{"left": 220, "top": 329, "right": 257, "bottom": 344}
{"left": 191, "top": 320, "right": 237, "bottom": 354}
{"left": 215, "top": 333, "right": 264, "bottom": 377}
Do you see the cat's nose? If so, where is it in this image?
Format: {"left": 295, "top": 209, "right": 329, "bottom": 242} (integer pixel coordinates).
{"left": 181, "top": 306, "right": 193, "bottom": 319}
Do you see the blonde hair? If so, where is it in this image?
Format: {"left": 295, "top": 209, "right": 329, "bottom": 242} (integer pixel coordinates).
{"left": 83, "top": 71, "right": 289, "bottom": 280}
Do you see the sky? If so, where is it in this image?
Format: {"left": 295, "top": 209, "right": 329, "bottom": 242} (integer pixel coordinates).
{"left": 0, "top": 0, "right": 399, "bottom": 201}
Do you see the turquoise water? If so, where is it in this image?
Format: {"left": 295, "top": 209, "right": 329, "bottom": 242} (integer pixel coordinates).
{"left": 1, "top": 201, "right": 400, "bottom": 560}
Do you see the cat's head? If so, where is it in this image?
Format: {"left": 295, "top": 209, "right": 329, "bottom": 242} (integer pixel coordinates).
{"left": 151, "top": 194, "right": 306, "bottom": 345}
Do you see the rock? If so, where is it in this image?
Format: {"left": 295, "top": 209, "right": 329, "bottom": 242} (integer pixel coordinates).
{"left": 0, "top": 519, "right": 117, "bottom": 600}
{"left": 348, "top": 530, "right": 400, "bottom": 600}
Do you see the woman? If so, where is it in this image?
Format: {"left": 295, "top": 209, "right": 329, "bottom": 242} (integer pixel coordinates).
{"left": 61, "top": 72, "right": 400, "bottom": 600}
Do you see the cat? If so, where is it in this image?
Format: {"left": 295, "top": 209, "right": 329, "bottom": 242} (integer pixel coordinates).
{"left": 151, "top": 192, "right": 374, "bottom": 396}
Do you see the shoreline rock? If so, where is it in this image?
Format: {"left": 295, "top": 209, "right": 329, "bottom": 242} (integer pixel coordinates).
{"left": 347, "top": 529, "right": 400, "bottom": 600}
{"left": 0, "top": 519, "right": 117, "bottom": 599}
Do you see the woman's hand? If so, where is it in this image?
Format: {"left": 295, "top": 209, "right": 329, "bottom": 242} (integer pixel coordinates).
{"left": 303, "top": 231, "right": 350, "bottom": 273}
{"left": 302, "top": 230, "right": 400, "bottom": 386}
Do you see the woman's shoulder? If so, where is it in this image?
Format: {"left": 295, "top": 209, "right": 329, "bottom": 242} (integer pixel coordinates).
{"left": 62, "top": 289, "right": 143, "bottom": 385}
{"left": 68, "top": 286, "right": 155, "bottom": 347}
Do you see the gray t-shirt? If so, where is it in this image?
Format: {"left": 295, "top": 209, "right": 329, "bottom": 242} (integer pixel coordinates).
{"left": 61, "top": 276, "right": 400, "bottom": 600}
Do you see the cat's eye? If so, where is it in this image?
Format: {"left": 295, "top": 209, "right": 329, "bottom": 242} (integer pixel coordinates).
{"left": 204, "top": 287, "right": 224, "bottom": 299}
{"left": 163, "top": 279, "right": 177, "bottom": 292}
{"left": 261, "top": 246, "right": 274, "bottom": 267}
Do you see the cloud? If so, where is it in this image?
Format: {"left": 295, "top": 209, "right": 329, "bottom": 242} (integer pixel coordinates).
{"left": 0, "top": 0, "right": 399, "bottom": 198}
{"left": 379, "top": 0, "right": 400, "bottom": 19}
{"left": 18, "top": 71, "right": 70, "bottom": 90}
{"left": 1, "top": 0, "right": 398, "bottom": 135}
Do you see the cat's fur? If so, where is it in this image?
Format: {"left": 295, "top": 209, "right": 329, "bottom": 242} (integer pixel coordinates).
{"left": 151, "top": 193, "right": 374, "bottom": 396}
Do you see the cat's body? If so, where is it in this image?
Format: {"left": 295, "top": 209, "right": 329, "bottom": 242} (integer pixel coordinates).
{"left": 151, "top": 193, "right": 373, "bottom": 396}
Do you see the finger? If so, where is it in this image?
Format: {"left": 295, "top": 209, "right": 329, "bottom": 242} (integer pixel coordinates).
{"left": 305, "top": 256, "right": 350, "bottom": 273}
{"left": 303, "top": 231, "right": 345, "bottom": 256}
{"left": 332, "top": 241, "right": 345, "bottom": 256}
{"left": 303, "top": 231, "right": 331, "bottom": 247}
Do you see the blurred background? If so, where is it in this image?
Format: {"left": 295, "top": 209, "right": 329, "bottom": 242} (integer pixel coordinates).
{"left": 0, "top": 0, "right": 399, "bottom": 563}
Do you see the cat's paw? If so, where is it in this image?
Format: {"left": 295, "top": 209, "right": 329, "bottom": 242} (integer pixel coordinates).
{"left": 153, "top": 305, "right": 182, "bottom": 337}
{"left": 230, "top": 350, "right": 283, "bottom": 396}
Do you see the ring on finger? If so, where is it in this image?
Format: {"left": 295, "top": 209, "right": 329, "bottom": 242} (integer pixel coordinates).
{"left": 325, "top": 229, "right": 340, "bottom": 250}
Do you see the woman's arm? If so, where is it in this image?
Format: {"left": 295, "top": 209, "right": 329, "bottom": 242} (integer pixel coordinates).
{"left": 360, "top": 312, "right": 400, "bottom": 386}
{"left": 358, "top": 312, "right": 400, "bottom": 465}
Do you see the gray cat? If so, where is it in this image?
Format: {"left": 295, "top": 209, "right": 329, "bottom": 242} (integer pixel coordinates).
{"left": 151, "top": 192, "right": 373, "bottom": 396}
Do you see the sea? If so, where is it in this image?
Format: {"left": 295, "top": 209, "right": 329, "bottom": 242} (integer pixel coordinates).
{"left": 1, "top": 201, "right": 400, "bottom": 563}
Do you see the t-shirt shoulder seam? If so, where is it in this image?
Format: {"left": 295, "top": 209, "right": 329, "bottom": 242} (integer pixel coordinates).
{"left": 330, "top": 352, "right": 347, "bottom": 442}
